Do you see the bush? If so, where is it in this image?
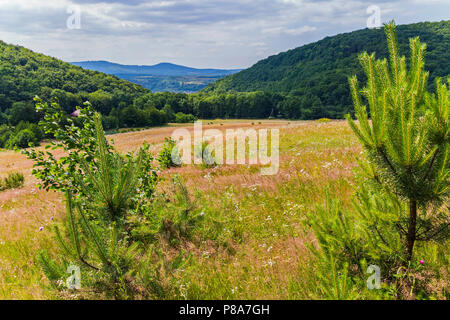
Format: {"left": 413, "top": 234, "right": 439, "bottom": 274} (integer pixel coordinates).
{"left": 0, "top": 172, "right": 25, "bottom": 191}
{"left": 23, "top": 102, "right": 192, "bottom": 299}
{"left": 129, "top": 176, "right": 202, "bottom": 246}
{"left": 34, "top": 112, "right": 164, "bottom": 299}
{"left": 6, "top": 128, "right": 38, "bottom": 148}
{"left": 174, "top": 112, "right": 196, "bottom": 123}
{"left": 23, "top": 99, "right": 100, "bottom": 193}
{"left": 305, "top": 191, "right": 401, "bottom": 299}
{"left": 145, "top": 106, "right": 167, "bottom": 126}
{"left": 307, "top": 22, "right": 449, "bottom": 299}
{"left": 157, "top": 137, "right": 181, "bottom": 169}
{"left": 0, "top": 122, "right": 44, "bottom": 149}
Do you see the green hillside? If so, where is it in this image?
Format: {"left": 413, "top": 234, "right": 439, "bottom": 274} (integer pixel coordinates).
{"left": 205, "top": 21, "right": 449, "bottom": 117}
{"left": 0, "top": 42, "right": 180, "bottom": 149}
{"left": 0, "top": 40, "right": 150, "bottom": 118}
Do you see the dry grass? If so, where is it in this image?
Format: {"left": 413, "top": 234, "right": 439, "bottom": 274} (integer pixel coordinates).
{"left": 0, "top": 119, "right": 361, "bottom": 299}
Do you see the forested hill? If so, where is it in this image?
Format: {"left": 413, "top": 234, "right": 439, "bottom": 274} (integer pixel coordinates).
{"left": 0, "top": 40, "right": 150, "bottom": 116}
{"left": 205, "top": 21, "right": 449, "bottom": 117}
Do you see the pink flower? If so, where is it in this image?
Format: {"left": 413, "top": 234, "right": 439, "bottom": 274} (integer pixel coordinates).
{"left": 419, "top": 260, "right": 425, "bottom": 265}
{"left": 70, "top": 110, "right": 81, "bottom": 117}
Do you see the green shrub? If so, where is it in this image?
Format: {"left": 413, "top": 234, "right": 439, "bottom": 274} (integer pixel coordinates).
{"left": 346, "top": 22, "right": 449, "bottom": 265}
{"left": 0, "top": 121, "right": 44, "bottom": 149}
{"left": 38, "top": 191, "right": 143, "bottom": 299}
{"left": 129, "top": 176, "right": 203, "bottom": 246}
{"left": 23, "top": 101, "right": 164, "bottom": 298}
{"left": 174, "top": 112, "right": 196, "bottom": 123}
{"left": 0, "top": 172, "right": 25, "bottom": 191}
{"left": 305, "top": 191, "right": 400, "bottom": 299}
{"left": 316, "top": 118, "right": 331, "bottom": 123}
{"left": 307, "top": 22, "right": 449, "bottom": 299}
{"left": 6, "top": 129, "right": 38, "bottom": 148}
{"left": 157, "top": 137, "right": 181, "bottom": 169}
{"left": 35, "top": 112, "right": 163, "bottom": 299}
{"left": 23, "top": 99, "right": 106, "bottom": 194}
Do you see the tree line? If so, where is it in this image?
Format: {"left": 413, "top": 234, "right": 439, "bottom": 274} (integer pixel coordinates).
{"left": 0, "top": 87, "right": 341, "bottom": 149}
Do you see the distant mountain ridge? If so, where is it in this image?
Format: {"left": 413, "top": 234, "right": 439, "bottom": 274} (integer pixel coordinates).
{"left": 71, "top": 61, "right": 242, "bottom": 92}
{"left": 71, "top": 61, "right": 241, "bottom": 76}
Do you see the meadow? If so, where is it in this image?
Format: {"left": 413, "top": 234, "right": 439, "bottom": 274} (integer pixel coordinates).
{"left": 0, "top": 109, "right": 450, "bottom": 299}
{"left": 0, "top": 119, "right": 364, "bottom": 299}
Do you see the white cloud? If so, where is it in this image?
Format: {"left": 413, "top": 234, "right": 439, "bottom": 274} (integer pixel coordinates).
{"left": 263, "top": 25, "right": 317, "bottom": 36}
{"left": 0, "top": 0, "right": 448, "bottom": 68}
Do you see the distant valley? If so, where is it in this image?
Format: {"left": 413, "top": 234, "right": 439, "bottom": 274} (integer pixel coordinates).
{"left": 70, "top": 61, "right": 242, "bottom": 93}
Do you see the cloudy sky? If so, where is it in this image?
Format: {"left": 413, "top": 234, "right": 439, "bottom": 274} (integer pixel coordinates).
{"left": 0, "top": 0, "right": 448, "bottom": 69}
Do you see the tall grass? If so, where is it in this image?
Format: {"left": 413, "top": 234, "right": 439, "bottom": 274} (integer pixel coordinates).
{"left": 0, "top": 172, "right": 24, "bottom": 191}
{"left": 0, "top": 120, "right": 447, "bottom": 299}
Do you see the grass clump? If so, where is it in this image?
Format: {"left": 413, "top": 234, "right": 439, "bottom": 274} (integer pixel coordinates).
{"left": 316, "top": 118, "right": 332, "bottom": 123}
{"left": 195, "top": 140, "right": 217, "bottom": 169}
{"left": 0, "top": 172, "right": 24, "bottom": 191}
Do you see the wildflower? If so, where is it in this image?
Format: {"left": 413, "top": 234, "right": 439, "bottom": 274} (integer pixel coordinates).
{"left": 70, "top": 110, "right": 81, "bottom": 117}
{"left": 419, "top": 260, "right": 425, "bottom": 265}
{"left": 39, "top": 226, "right": 44, "bottom": 231}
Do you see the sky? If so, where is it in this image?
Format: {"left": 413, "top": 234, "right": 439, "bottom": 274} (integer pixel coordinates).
{"left": 0, "top": 0, "right": 448, "bottom": 69}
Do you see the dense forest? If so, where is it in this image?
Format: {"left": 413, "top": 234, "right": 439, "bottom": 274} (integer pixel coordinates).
{"left": 0, "top": 21, "right": 448, "bottom": 149}
{"left": 205, "top": 21, "right": 450, "bottom": 118}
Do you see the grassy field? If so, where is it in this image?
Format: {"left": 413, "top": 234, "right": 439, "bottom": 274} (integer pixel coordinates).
{"left": 0, "top": 119, "right": 379, "bottom": 299}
